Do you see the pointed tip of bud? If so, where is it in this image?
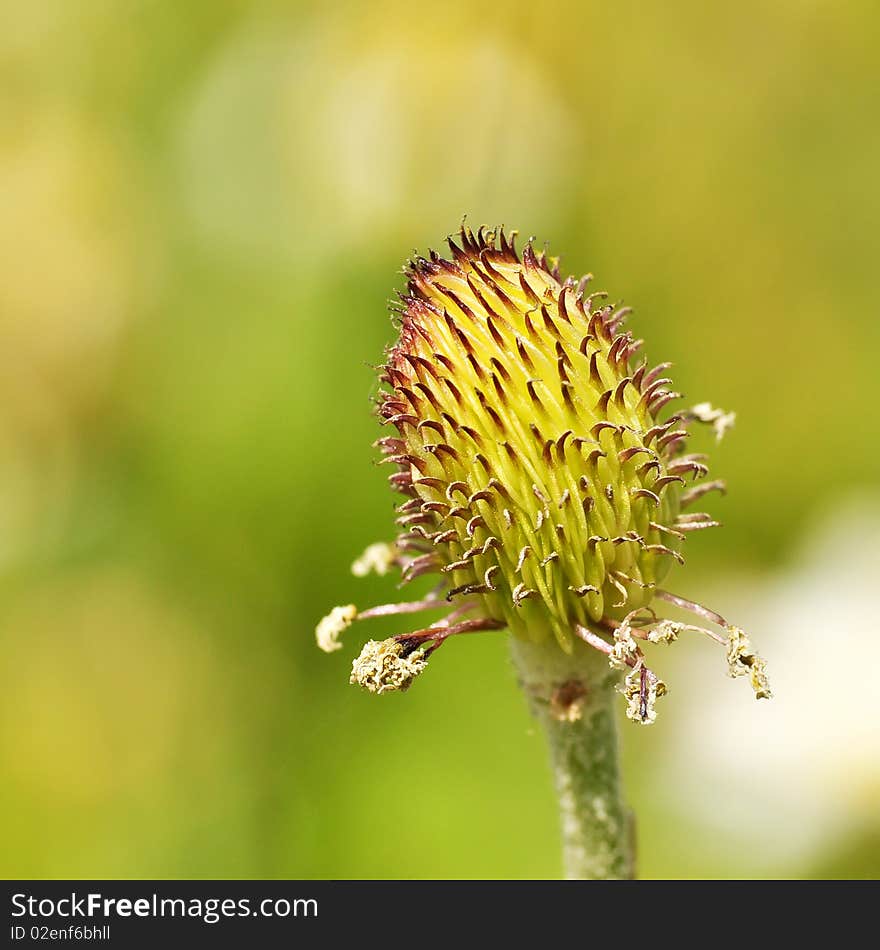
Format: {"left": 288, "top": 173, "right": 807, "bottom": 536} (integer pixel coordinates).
{"left": 315, "top": 604, "right": 357, "bottom": 653}
{"left": 350, "top": 638, "right": 430, "bottom": 694}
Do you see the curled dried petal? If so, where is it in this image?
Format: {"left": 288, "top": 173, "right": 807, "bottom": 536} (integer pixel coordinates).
{"left": 350, "top": 638, "right": 429, "bottom": 694}
{"left": 316, "top": 604, "right": 357, "bottom": 653}
{"left": 726, "top": 626, "right": 772, "bottom": 699}
{"left": 351, "top": 542, "right": 398, "bottom": 577}
{"left": 621, "top": 666, "right": 666, "bottom": 725}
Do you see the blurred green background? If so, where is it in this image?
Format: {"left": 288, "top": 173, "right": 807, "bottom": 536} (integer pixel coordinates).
{"left": 2, "top": 0, "right": 879, "bottom": 879}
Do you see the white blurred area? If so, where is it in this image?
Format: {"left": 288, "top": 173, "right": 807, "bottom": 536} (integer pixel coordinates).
{"left": 661, "top": 495, "right": 880, "bottom": 869}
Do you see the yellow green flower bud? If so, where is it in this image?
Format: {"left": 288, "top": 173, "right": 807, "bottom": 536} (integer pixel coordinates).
{"left": 380, "top": 226, "right": 686, "bottom": 648}
{"left": 317, "top": 225, "right": 770, "bottom": 723}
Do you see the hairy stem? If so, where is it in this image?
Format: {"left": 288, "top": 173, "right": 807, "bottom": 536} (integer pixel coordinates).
{"left": 510, "top": 636, "right": 634, "bottom": 880}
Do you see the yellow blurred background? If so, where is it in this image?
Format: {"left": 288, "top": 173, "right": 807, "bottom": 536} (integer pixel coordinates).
{"left": 2, "top": 0, "right": 878, "bottom": 879}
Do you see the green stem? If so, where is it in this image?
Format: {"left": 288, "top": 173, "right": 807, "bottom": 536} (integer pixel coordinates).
{"left": 510, "top": 636, "right": 634, "bottom": 880}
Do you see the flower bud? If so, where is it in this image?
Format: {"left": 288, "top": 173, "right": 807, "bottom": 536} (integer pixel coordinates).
{"left": 318, "top": 226, "right": 770, "bottom": 723}
{"left": 380, "top": 226, "right": 685, "bottom": 649}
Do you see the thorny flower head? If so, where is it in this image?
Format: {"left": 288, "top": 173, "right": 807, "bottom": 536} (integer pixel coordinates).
{"left": 317, "top": 226, "right": 770, "bottom": 723}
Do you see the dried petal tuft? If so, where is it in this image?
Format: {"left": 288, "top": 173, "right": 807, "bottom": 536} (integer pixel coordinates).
{"left": 350, "top": 638, "right": 429, "bottom": 694}
{"left": 622, "top": 666, "right": 666, "bottom": 725}
{"left": 352, "top": 541, "right": 397, "bottom": 577}
{"left": 316, "top": 604, "right": 358, "bottom": 653}
{"left": 726, "top": 626, "right": 772, "bottom": 699}
{"left": 646, "top": 619, "right": 685, "bottom": 644}
{"left": 687, "top": 402, "right": 736, "bottom": 442}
